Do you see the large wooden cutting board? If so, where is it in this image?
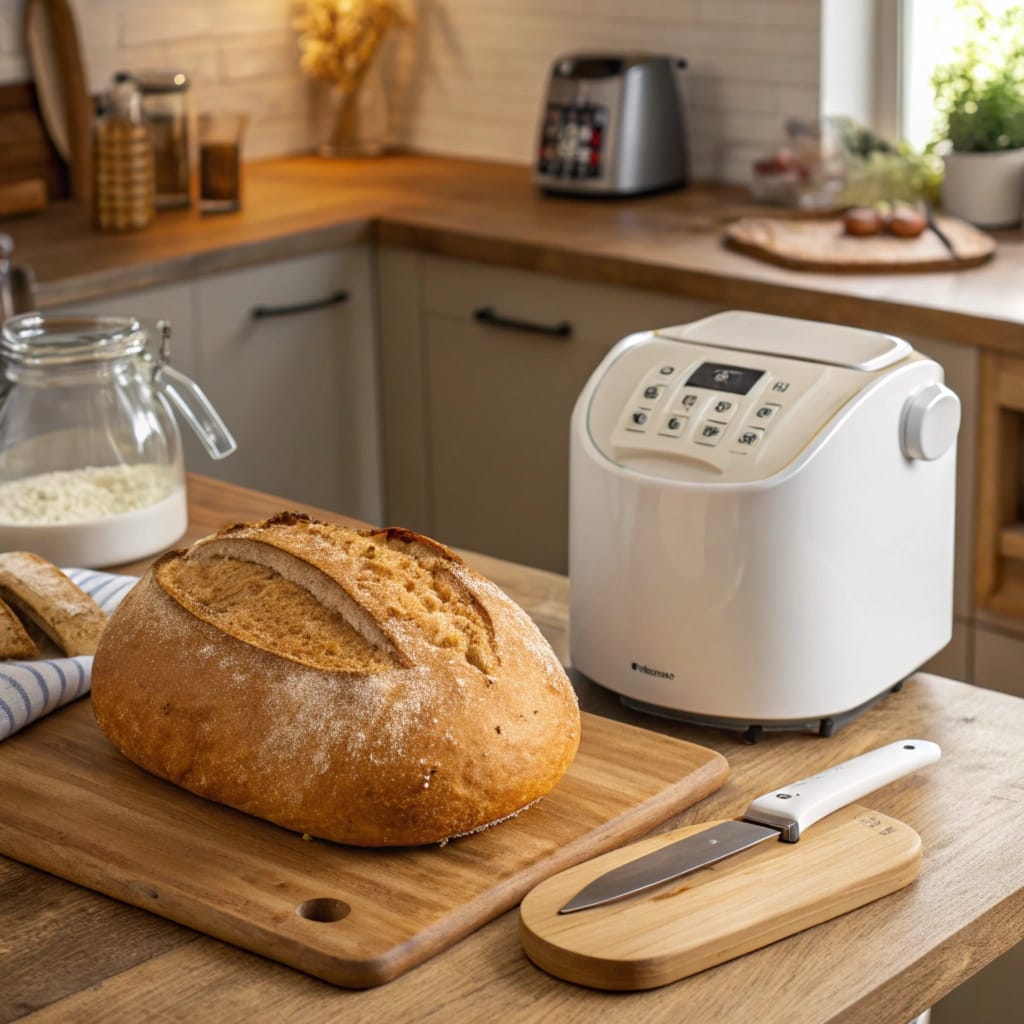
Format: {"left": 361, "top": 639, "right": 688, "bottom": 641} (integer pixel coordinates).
{"left": 724, "top": 214, "right": 996, "bottom": 272}
{"left": 0, "top": 700, "right": 727, "bottom": 988}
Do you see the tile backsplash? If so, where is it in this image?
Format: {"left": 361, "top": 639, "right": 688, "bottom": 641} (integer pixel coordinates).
{"left": 0, "top": 0, "right": 823, "bottom": 183}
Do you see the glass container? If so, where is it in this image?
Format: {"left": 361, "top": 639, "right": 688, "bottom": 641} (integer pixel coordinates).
{"left": 132, "top": 71, "right": 193, "bottom": 210}
{"left": 0, "top": 314, "right": 236, "bottom": 567}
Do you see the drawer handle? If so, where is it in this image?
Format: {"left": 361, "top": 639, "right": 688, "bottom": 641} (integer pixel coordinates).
{"left": 251, "top": 290, "right": 350, "bottom": 320}
{"left": 473, "top": 306, "right": 572, "bottom": 338}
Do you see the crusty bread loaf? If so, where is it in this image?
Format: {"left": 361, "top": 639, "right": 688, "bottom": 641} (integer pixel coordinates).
{"left": 0, "top": 551, "right": 107, "bottom": 656}
{"left": 91, "top": 512, "right": 581, "bottom": 846}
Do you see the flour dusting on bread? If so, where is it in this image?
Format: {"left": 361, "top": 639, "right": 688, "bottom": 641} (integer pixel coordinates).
{"left": 91, "top": 513, "right": 580, "bottom": 847}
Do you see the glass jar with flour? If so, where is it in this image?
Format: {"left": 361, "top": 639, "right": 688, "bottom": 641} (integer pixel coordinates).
{"left": 0, "top": 314, "right": 236, "bottom": 567}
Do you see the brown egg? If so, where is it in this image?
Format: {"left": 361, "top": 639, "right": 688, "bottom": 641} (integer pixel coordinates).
{"left": 843, "top": 207, "right": 884, "bottom": 237}
{"left": 888, "top": 207, "right": 928, "bottom": 238}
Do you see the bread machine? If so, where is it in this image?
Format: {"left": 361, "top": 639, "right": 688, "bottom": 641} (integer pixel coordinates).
{"left": 569, "top": 311, "right": 960, "bottom": 738}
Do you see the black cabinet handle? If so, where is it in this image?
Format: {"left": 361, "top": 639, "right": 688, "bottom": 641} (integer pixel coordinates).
{"left": 473, "top": 305, "right": 572, "bottom": 338}
{"left": 251, "top": 289, "right": 350, "bottom": 320}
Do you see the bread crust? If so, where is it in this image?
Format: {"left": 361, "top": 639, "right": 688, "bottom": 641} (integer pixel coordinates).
{"left": 0, "top": 551, "right": 106, "bottom": 656}
{"left": 91, "top": 514, "right": 580, "bottom": 847}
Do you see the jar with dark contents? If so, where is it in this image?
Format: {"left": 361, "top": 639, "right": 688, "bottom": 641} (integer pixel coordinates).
{"left": 126, "top": 70, "right": 192, "bottom": 210}
{"left": 198, "top": 112, "right": 248, "bottom": 214}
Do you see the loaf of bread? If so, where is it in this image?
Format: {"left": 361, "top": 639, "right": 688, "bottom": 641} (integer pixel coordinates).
{"left": 91, "top": 513, "right": 581, "bottom": 846}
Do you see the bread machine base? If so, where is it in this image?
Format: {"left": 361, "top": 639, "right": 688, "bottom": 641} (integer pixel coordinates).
{"left": 568, "top": 311, "right": 961, "bottom": 735}
{"left": 619, "top": 679, "right": 906, "bottom": 744}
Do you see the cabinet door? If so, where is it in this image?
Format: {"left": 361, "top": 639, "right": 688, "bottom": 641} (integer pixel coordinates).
{"left": 425, "top": 314, "right": 607, "bottom": 572}
{"left": 194, "top": 248, "right": 382, "bottom": 522}
{"left": 418, "top": 256, "right": 724, "bottom": 572}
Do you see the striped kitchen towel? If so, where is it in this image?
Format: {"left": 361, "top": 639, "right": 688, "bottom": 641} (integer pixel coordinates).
{"left": 0, "top": 568, "right": 138, "bottom": 742}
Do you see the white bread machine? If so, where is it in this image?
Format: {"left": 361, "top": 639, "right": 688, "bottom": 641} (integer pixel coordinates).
{"left": 569, "top": 311, "right": 961, "bottom": 737}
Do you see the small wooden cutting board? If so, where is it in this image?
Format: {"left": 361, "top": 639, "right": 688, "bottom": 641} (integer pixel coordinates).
{"left": 0, "top": 700, "right": 727, "bottom": 988}
{"left": 519, "top": 803, "right": 922, "bottom": 991}
{"left": 724, "top": 214, "right": 996, "bottom": 272}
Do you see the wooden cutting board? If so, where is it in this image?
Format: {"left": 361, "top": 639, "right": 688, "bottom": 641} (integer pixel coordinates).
{"left": 520, "top": 803, "right": 922, "bottom": 991}
{"left": 724, "top": 214, "right": 996, "bottom": 272}
{"left": 0, "top": 700, "right": 727, "bottom": 988}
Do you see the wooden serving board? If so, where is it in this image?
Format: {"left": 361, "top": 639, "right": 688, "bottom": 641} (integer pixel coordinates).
{"left": 520, "top": 803, "right": 922, "bottom": 991}
{"left": 724, "top": 214, "right": 996, "bottom": 272}
{"left": 0, "top": 700, "right": 727, "bottom": 988}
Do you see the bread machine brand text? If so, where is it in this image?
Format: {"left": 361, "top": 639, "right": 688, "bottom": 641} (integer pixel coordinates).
{"left": 631, "top": 661, "right": 675, "bottom": 680}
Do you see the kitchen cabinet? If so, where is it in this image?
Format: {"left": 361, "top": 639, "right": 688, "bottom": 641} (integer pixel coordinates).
{"left": 376, "top": 248, "right": 725, "bottom": 572}
{"left": 52, "top": 248, "right": 382, "bottom": 524}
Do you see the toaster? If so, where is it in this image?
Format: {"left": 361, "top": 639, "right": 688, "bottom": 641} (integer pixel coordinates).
{"left": 568, "top": 311, "right": 961, "bottom": 739}
{"left": 534, "top": 53, "right": 690, "bottom": 196}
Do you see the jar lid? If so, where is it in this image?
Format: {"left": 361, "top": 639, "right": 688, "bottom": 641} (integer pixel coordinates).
{"left": 1, "top": 313, "right": 147, "bottom": 366}
{"left": 114, "top": 70, "right": 190, "bottom": 94}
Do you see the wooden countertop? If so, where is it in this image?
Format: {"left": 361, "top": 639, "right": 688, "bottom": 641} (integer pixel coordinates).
{"left": 3, "top": 474, "right": 1022, "bottom": 1023}
{"left": 4, "top": 154, "right": 1024, "bottom": 355}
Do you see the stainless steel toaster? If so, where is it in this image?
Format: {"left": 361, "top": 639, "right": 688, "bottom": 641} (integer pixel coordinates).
{"left": 534, "top": 53, "right": 690, "bottom": 197}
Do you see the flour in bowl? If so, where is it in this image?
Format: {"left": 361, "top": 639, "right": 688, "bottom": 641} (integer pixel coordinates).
{"left": 0, "top": 464, "right": 177, "bottom": 525}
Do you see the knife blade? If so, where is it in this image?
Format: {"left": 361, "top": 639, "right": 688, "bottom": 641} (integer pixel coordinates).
{"left": 559, "top": 738, "right": 941, "bottom": 914}
{"left": 924, "top": 200, "right": 960, "bottom": 261}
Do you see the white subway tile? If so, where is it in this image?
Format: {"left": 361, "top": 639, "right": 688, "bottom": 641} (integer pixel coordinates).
{"left": 221, "top": 34, "right": 301, "bottom": 82}
{"left": 120, "top": 6, "right": 213, "bottom": 46}
{"left": 0, "top": 53, "right": 28, "bottom": 84}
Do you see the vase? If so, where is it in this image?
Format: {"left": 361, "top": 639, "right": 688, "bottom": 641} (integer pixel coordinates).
{"left": 941, "top": 148, "right": 1024, "bottom": 228}
{"left": 316, "top": 62, "right": 389, "bottom": 159}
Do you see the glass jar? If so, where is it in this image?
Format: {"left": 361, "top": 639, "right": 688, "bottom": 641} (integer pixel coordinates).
{"left": 133, "top": 70, "right": 193, "bottom": 210}
{"left": 0, "top": 314, "right": 236, "bottom": 568}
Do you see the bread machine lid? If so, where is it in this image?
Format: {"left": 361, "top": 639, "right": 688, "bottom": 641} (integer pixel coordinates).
{"left": 656, "top": 311, "right": 911, "bottom": 372}
{"left": 584, "top": 312, "right": 917, "bottom": 484}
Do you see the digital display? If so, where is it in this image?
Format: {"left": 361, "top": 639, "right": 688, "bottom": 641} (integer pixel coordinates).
{"left": 686, "top": 362, "right": 765, "bottom": 395}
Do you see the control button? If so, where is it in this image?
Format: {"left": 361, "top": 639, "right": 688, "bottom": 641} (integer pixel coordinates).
{"left": 730, "top": 426, "right": 766, "bottom": 453}
{"left": 677, "top": 390, "right": 702, "bottom": 412}
{"left": 710, "top": 397, "right": 738, "bottom": 422}
{"left": 657, "top": 414, "right": 687, "bottom": 438}
{"left": 770, "top": 380, "right": 791, "bottom": 394}
{"left": 752, "top": 402, "right": 782, "bottom": 424}
{"left": 657, "top": 365, "right": 676, "bottom": 377}
{"left": 626, "top": 409, "right": 650, "bottom": 433}
{"left": 641, "top": 383, "right": 666, "bottom": 403}
{"left": 694, "top": 419, "right": 727, "bottom": 447}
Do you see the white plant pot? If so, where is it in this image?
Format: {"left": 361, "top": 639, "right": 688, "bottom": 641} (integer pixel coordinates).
{"left": 942, "top": 148, "right": 1024, "bottom": 228}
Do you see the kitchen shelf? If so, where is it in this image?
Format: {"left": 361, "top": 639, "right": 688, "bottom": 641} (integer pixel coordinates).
{"left": 975, "top": 351, "right": 1024, "bottom": 619}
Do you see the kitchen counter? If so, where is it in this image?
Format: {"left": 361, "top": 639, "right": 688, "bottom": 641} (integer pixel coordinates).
{"left": 5, "top": 154, "right": 1024, "bottom": 354}
{"left": 2, "top": 474, "right": 1022, "bottom": 1023}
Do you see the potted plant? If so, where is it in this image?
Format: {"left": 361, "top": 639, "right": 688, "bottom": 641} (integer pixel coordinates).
{"left": 931, "top": 0, "right": 1024, "bottom": 227}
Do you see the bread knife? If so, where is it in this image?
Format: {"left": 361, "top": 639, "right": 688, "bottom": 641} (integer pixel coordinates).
{"left": 559, "top": 738, "right": 941, "bottom": 914}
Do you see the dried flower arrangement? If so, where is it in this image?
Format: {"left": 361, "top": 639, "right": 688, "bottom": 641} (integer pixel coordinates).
{"left": 294, "top": 0, "right": 411, "bottom": 97}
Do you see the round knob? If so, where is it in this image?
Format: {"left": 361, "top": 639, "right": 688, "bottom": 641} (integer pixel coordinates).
{"left": 901, "top": 383, "right": 961, "bottom": 461}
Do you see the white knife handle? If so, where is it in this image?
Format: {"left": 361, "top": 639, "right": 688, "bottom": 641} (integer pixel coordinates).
{"left": 742, "top": 738, "right": 941, "bottom": 842}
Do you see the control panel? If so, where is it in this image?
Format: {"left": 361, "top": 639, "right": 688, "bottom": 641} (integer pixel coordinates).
{"left": 586, "top": 330, "right": 912, "bottom": 483}
{"left": 538, "top": 103, "right": 608, "bottom": 180}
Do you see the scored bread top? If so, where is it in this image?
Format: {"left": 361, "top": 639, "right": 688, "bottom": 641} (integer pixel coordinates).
{"left": 164, "top": 512, "right": 501, "bottom": 676}
{"left": 92, "top": 512, "right": 581, "bottom": 846}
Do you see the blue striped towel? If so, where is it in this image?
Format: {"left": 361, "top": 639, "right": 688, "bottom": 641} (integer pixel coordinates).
{"left": 0, "top": 569, "right": 138, "bottom": 742}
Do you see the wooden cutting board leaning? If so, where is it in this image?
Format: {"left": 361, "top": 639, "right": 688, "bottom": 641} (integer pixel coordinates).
{"left": 519, "top": 803, "right": 922, "bottom": 990}
{"left": 23, "top": 0, "right": 93, "bottom": 201}
{"left": 0, "top": 700, "right": 727, "bottom": 988}
{"left": 724, "top": 214, "right": 996, "bottom": 272}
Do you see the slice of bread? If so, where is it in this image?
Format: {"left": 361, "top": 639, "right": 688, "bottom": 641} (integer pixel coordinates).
{"left": 0, "top": 595, "right": 39, "bottom": 659}
{"left": 92, "top": 512, "right": 581, "bottom": 847}
{"left": 0, "top": 552, "right": 107, "bottom": 656}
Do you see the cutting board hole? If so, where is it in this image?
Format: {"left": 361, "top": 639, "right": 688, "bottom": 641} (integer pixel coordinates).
{"left": 296, "top": 897, "right": 351, "bottom": 923}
